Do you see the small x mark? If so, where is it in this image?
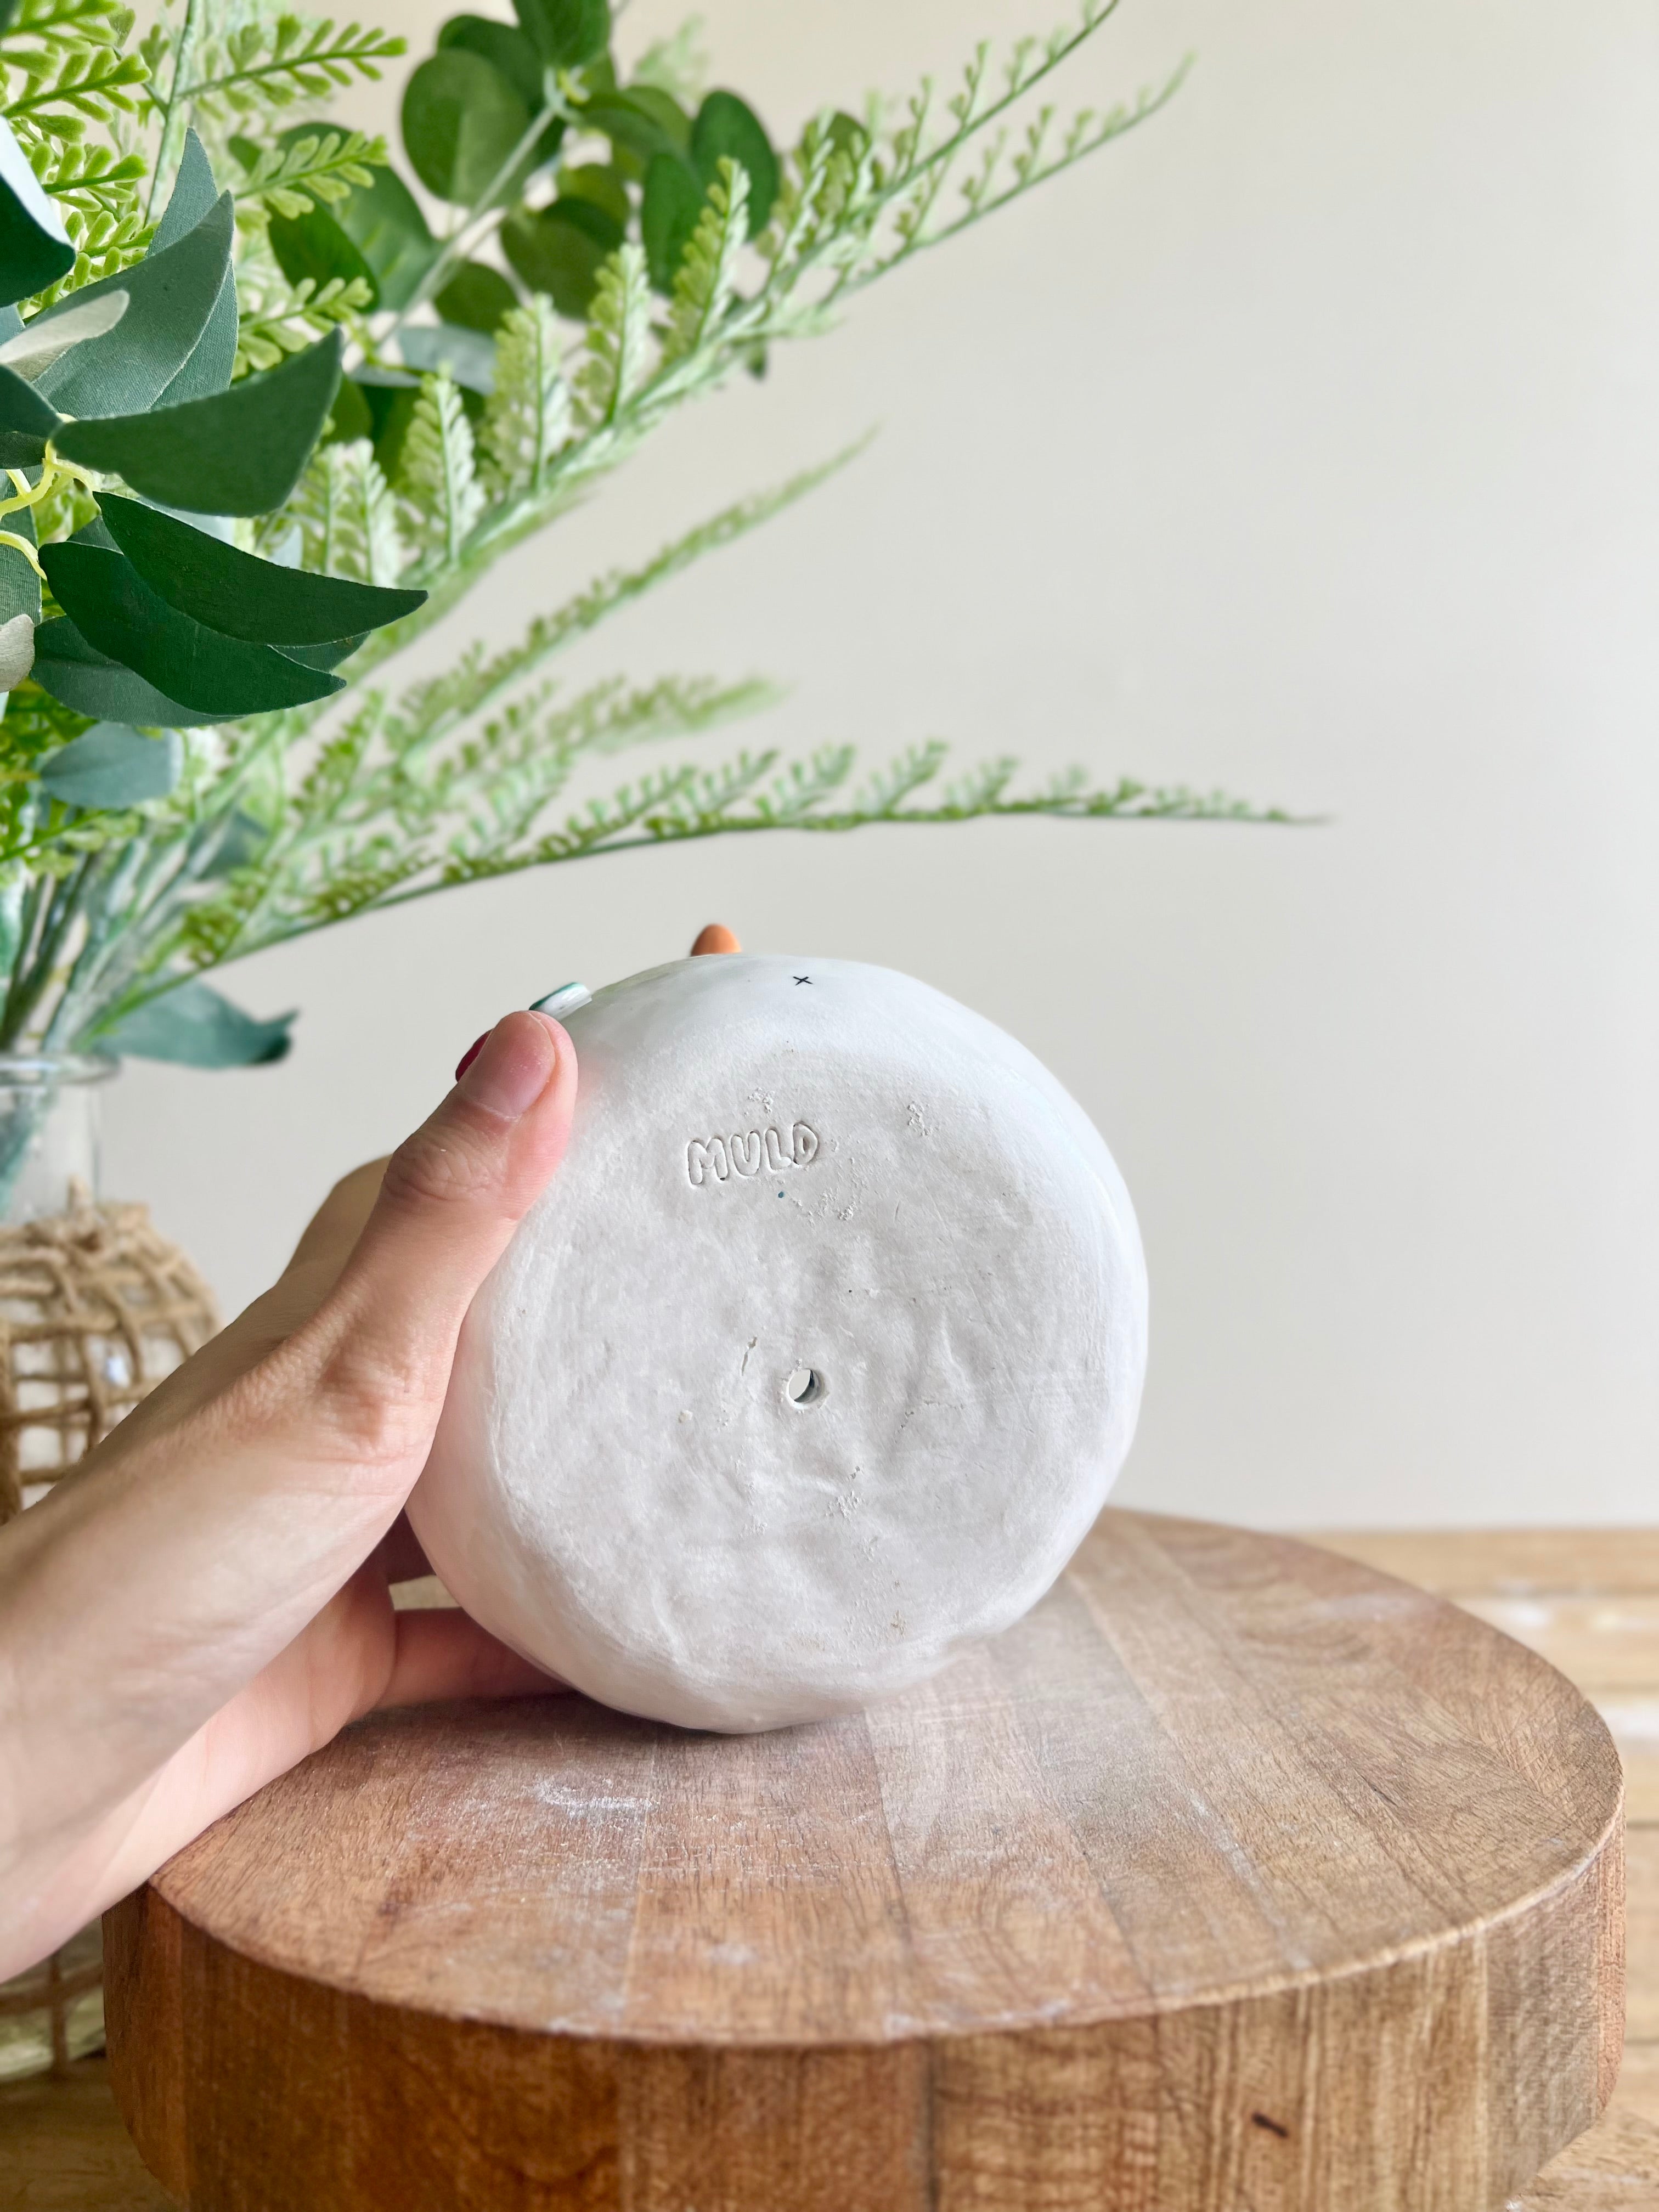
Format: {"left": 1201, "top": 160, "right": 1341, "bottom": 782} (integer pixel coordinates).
{"left": 794, "top": 974, "right": 812, "bottom": 985}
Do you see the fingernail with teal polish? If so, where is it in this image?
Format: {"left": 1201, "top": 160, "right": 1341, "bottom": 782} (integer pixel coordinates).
{"left": 529, "top": 983, "right": 592, "bottom": 1018}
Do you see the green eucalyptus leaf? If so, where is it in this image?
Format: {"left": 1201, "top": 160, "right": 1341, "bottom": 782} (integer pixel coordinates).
{"left": 586, "top": 86, "right": 691, "bottom": 163}
{"left": 692, "top": 91, "right": 778, "bottom": 234}
{"left": 502, "top": 196, "right": 622, "bottom": 319}
{"left": 150, "top": 136, "right": 238, "bottom": 404}
{"left": 31, "top": 618, "right": 227, "bottom": 727}
{"left": 38, "top": 721, "right": 182, "bottom": 808}
{"left": 268, "top": 201, "right": 379, "bottom": 307}
{"left": 434, "top": 260, "right": 518, "bottom": 333}
{"left": 98, "top": 978, "right": 295, "bottom": 1068}
{"left": 0, "top": 292, "right": 127, "bottom": 384}
{"left": 331, "top": 162, "right": 438, "bottom": 312}
{"left": 325, "top": 375, "right": 376, "bottom": 443}
{"left": 0, "top": 117, "right": 73, "bottom": 309}
{"left": 555, "top": 162, "right": 630, "bottom": 226}
{"left": 0, "top": 496, "right": 38, "bottom": 625}
{"left": 399, "top": 321, "right": 496, "bottom": 393}
{"left": 0, "top": 366, "right": 58, "bottom": 466}
{"left": 94, "top": 494, "right": 425, "bottom": 645}
{"left": 56, "top": 331, "right": 345, "bottom": 516}
{"left": 151, "top": 129, "right": 218, "bottom": 251}
{"left": 438, "top": 16, "right": 540, "bottom": 110}
{"left": 402, "top": 49, "right": 531, "bottom": 206}
{"left": 641, "top": 153, "right": 704, "bottom": 291}
{"left": 514, "top": 0, "right": 609, "bottom": 67}
{"left": 40, "top": 541, "right": 346, "bottom": 716}
{"left": 0, "top": 611, "right": 32, "bottom": 691}
{"left": 280, "top": 634, "right": 365, "bottom": 671}
{"left": 35, "top": 194, "right": 234, "bottom": 419}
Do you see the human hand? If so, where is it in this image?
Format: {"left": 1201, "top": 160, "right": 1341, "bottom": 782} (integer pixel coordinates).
{"left": 0, "top": 923, "right": 740, "bottom": 1978}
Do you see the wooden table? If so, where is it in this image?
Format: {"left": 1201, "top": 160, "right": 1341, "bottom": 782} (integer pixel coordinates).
{"left": 4, "top": 1524, "right": 1657, "bottom": 2211}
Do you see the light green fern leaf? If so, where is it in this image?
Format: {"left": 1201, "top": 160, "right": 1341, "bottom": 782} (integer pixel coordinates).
{"left": 177, "top": 15, "right": 406, "bottom": 126}
{"left": 291, "top": 438, "right": 403, "bottom": 583}
{"left": 398, "top": 374, "right": 486, "bottom": 566}
{"left": 482, "top": 297, "right": 570, "bottom": 501}
{"left": 234, "top": 268, "right": 371, "bottom": 376}
{"left": 575, "top": 243, "right": 652, "bottom": 428}
{"left": 661, "top": 159, "right": 748, "bottom": 365}
{"left": 0, "top": 0, "right": 148, "bottom": 151}
{"left": 232, "top": 128, "right": 384, "bottom": 216}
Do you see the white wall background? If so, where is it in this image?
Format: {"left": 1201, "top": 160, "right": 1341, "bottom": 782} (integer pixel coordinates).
{"left": 104, "top": 0, "right": 1659, "bottom": 1528}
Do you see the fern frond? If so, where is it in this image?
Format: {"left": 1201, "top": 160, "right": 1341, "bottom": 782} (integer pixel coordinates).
{"left": 19, "top": 136, "right": 149, "bottom": 304}
{"left": 481, "top": 297, "right": 570, "bottom": 502}
{"left": 1, "top": 38, "right": 146, "bottom": 146}
{"left": 574, "top": 243, "right": 652, "bottom": 427}
{"left": 660, "top": 158, "right": 748, "bottom": 365}
{"left": 178, "top": 17, "right": 405, "bottom": 123}
{"left": 398, "top": 374, "right": 486, "bottom": 567}
{"left": 231, "top": 128, "right": 384, "bottom": 216}
{"left": 290, "top": 438, "right": 403, "bottom": 584}
{"left": 233, "top": 270, "right": 371, "bottom": 376}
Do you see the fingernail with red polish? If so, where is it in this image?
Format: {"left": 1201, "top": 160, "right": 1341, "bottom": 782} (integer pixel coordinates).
{"left": 454, "top": 1031, "right": 490, "bottom": 1082}
{"left": 458, "top": 1015, "right": 556, "bottom": 1120}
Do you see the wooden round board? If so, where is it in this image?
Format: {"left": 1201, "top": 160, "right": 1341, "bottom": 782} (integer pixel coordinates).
{"left": 104, "top": 1511, "right": 1625, "bottom": 2212}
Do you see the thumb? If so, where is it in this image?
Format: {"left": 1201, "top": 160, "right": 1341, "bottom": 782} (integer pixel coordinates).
{"left": 307, "top": 1010, "right": 577, "bottom": 1416}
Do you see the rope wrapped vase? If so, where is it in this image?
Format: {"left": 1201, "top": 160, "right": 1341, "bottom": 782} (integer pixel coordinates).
{"left": 0, "top": 1186, "right": 217, "bottom": 2079}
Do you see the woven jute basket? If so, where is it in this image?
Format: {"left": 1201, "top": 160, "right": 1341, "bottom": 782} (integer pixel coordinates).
{"left": 0, "top": 1183, "right": 217, "bottom": 1525}
{"left": 0, "top": 1186, "right": 217, "bottom": 2079}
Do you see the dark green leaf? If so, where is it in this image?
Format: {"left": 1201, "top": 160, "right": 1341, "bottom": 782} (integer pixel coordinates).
{"left": 402, "top": 49, "right": 529, "bottom": 206}
{"left": 40, "top": 542, "right": 345, "bottom": 715}
{"left": 57, "top": 332, "right": 345, "bottom": 516}
{"left": 555, "top": 162, "right": 630, "bottom": 226}
{"left": 31, "top": 618, "right": 227, "bottom": 727}
{"left": 352, "top": 379, "right": 421, "bottom": 479}
{"left": 331, "top": 163, "right": 437, "bottom": 312}
{"left": 94, "top": 494, "right": 425, "bottom": 645}
{"left": 437, "top": 16, "right": 540, "bottom": 110}
{"left": 585, "top": 86, "right": 690, "bottom": 163}
{"left": 502, "top": 196, "right": 622, "bottom": 319}
{"left": 0, "top": 366, "right": 58, "bottom": 466}
{"left": 0, "top": 496, "right": 38, "bottom": 625}
{"left": 0, "top": 118, "right": 73, "bottom": 309}
{"left": 325, "top": 375, "right": 375, "bottom": 443}
{"left": 641, "top": 154, "right": 703, "bottom": 291}
{"left": 692, "top": 91, "right": 778, "bottom": 235}
{"left": 98, "top": 978, "right": 295, "bottom": 1067}
{"left": 279, "top": 634, "right": 364, "bottom": 670}
{"left": 514, "top": 0, "right": 609, "bottom": 66}
{"left": 151, "top": 129, "right": 218, "bottom": 251}
{"left": 38, "top": 721, "right": 182, "bottom": 807}
{"left": 399, "top": 321, "right": 495, "bottom": 393}
{"left": 150, "top": 132, "right": 239, "bottom": 398}
{"left": 268, "top": 201, "right": 379, "bottom": 306}
{"left": 35, "top": 195, "right": 234, "bottom": 420}
{"left": 434, "top": 260, "right": 517, "bottom": 332}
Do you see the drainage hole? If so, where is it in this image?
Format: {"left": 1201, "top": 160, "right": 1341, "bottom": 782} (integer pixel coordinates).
{"left": 785, "top": 1366, "right": 826, "bottom": 1407}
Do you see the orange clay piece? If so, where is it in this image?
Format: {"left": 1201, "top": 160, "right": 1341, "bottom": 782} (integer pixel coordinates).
{"left": 690, "top": 923, "right": 741, "bottom": 956}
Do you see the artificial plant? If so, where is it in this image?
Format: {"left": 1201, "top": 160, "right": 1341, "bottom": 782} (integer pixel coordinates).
{"left": 0, "top": 0, "right": 1272, "bottom": 1155}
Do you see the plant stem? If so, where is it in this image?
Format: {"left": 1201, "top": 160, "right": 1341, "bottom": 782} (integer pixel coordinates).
{"left": 145, "top": 0, "right": 204, "bottom": 221}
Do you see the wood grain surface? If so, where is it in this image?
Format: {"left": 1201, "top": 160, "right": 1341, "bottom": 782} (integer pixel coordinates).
{"left": 89, "top": 1510, "right": 1623, "bottom": 2212}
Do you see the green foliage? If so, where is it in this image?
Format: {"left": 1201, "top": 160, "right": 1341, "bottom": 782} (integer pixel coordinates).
{"left": 0, "top": 0, "right": 1279, "bottom": 1077}
{"left": 56, "top": 328, "right": 345, "bottom": 509}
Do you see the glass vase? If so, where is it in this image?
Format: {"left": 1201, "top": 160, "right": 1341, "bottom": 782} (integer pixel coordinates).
{"left": 0, "top": 1052, "right": 116, "bottom": 1227}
